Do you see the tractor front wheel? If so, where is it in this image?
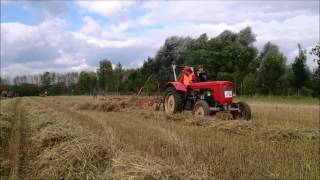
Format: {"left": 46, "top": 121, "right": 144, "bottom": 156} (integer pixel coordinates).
{"left": 163, "top": 87, "right": 184, "bottom": 113}
{"left": 233, "top": 101, "right": 251, "bottom": 120}
{"left": 192, "top": 100, "right": 210, "bottom": 117}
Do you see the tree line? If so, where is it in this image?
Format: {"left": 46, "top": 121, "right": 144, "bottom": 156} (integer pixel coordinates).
{"left": 1, "top": 27, "right": 319, "bottom": 97}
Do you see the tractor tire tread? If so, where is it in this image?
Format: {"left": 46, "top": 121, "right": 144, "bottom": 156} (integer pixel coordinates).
{"left": 192, "top": 100, "right": 210, "bottom": 116}
{"left": 163, "top": 87, "right": 184, "bottom": 113}
{"left": 238, "top": 101, "right": 251, "bottom": 120}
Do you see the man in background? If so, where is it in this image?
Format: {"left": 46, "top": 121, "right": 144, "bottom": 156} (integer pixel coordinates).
{"left": 196, "top": 65, "right": 207, "bottom": 82}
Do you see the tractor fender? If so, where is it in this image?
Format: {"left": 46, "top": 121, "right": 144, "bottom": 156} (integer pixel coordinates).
{"left": 164, "top": 82, "right": 187, "bottom": 92}
{"left": 163, "top": 82, "right": 187, "bottom": 96}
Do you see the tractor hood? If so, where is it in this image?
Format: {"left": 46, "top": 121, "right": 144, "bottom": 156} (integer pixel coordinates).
{"left": 189, "top": 81, "right": 233, "bottom": 90}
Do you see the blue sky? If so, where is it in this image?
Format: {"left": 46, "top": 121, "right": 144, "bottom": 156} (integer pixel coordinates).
{"left": 1, "top": 0, "right": 319, "bottom": 76}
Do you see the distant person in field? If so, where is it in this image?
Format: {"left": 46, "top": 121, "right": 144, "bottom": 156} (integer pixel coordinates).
{"left": 196, "top": 65, "right": 207, "bottom": 82}
{"left": 179, "top": 66, "right": 196, "bottom": 86}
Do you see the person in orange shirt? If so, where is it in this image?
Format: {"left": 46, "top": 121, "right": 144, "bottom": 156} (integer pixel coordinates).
{"left": 179, "top": 66, "right": 196, "bottom": 86}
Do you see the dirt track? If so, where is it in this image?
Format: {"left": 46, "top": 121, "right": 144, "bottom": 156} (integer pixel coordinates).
{"left": 1, "top": 96, "right": 319, "bottom": 179}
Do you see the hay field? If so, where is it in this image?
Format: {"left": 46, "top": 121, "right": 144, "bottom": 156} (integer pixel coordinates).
{"left": 0, "top": 96, "right": 319, "bottom": 179}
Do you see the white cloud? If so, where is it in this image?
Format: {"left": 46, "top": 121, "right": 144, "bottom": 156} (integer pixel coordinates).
{"left": 131, "top": 14, "right": 318, "bottom": 67}
{"left": 1, "top": 16, "right": 157, "bottom": 76}
{"left": 1, "top": 0, "right": 13, "bottom": 5}
{"left": 54, "top": 50, "right": 85, "bottom": 66}
{"left": 77, "top": 16, "right": 131, "bottom": 41}
{"left": 1, "top": 18, "right": 96, "bottom": 76}
{"left": 1, "top": 18, "right": 67, "bottom": 65}
{"left": 1, "top": 1, "right": 319, "bottom": 76}
{"left": 77, "top": 1, "right": 136, "bottom": 19}
{"left": 139, "top": 1, "right": 317, "bottom": 25}
{"left": 133, "top": 7, "right": 318, "bottom": 67}
{"left": 23, "top": 1, "right": 69, "bottom": 20}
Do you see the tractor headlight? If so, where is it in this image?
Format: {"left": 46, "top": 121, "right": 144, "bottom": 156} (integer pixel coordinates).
{"left": 207, "top": 91, "right": 211, "bottom": 96}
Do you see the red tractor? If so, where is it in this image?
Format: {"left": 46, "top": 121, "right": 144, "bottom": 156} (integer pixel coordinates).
{"left": 162, "top": 65, "right": 251, "bottom": 120}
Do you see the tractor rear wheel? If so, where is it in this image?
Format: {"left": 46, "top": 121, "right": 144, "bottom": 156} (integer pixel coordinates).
{"left": 192, "top": 100, "right": 210, "bottom": 117}
{"left": 163, "top": 87, "right": 184, "bottom": 113}
{"left": 233, "top": 101, "right": 251, "bottom": 120}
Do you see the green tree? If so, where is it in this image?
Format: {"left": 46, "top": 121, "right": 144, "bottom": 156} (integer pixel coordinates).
{"left": 217, "top": 72, "right": 234, "bottom": 82}
{"left": 258, "top": 42, "right": 286, "bottom": 94}
{"left": 310, "top": 69, "right": 320, "bottom": 97}
{"left": 183, "top": 34, "right": 210, "bottom": 74}
{"left": 242, "top": 73, "right": 258, "bottom": 95}
{"left": 283, "top": 66, "right": 294, "bottom": 95}
{"left": 184, "top": 27, "right": 257, "bottom": 83}
{"left": 0, "top": 76, "right": 10, "bottom": 86}
{"left": 310, "top": 43, "right": 320, "bottom": 67}
{"left": 291, "top": 44, "right": 310, "bottom": 92}
{"left": 97, "top": 59, "right": 113, "bottom": 93}
{"left": 41, "top": 72, "right": 51, "bottom": 86}
{"left": 237, "top": 26, "right": 256, "bottom": 46}
{"left": 154, "top": 36, "right": 194, "bottom": 83}
{"left": 310, "top": 43, "right": 320, "bottom": 96}
{"left": 78, "top": 71, "right": 97, "bottom": 94}
{"left": 114, "top": 62, "right": 123, "bottom": 94}
{"left": 126, "top": 70, "right": 140, "bottom": 92}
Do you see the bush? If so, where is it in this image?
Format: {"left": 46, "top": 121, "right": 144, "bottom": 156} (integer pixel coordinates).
{"left": 217, "top": 72, "right": 234, "bottom": 82}
{"left": 300, "top": 86, "right": 312, "bottom": 96}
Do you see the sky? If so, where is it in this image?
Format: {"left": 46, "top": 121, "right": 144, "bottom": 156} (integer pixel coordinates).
{"left": 1, "top": 0, "right": 319, "bottom": 77}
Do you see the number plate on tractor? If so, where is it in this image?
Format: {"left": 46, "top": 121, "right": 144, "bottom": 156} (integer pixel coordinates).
{"left": 224, "top": 91, "right": 233, "bottom": 98}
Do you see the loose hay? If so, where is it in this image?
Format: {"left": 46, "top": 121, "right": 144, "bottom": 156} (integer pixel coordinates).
{"left": 75, "top": 102, "right": 98, "bottom": 110}
{"left": 110, "top": 152, "right": 192, "bottom": 179}
{"left": 98, "top": 102, "right": 120, "bottom": 112}
{"left": 0, "top": 101, "right": 17, "bottom": 179}
{"left": 75, "top": 102, "right": 123, "bottom": 112}
{"left": 3, "top": 96, "right": 318, "bottom": 179}
{"left": 32, "top": 126, "right": 75, "bottom": 151}
{"left": 23, "top": 98, "right": 193, "bottom": 179}
{"left": 164, "top": 114, "right": 186, "bottom": 121}
{"left": 23, "top": 99, "right": 114, "bottom": 179}
{"left": 32, "top": 136, "right": 113, "bottom": 180}
{"left": 0, "top": 112, "right": 13, "bottom": 178}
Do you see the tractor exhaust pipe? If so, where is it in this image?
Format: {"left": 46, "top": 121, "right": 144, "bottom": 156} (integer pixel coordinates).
{"left": 172, "top": 64, "right": 177, "bottom": 82}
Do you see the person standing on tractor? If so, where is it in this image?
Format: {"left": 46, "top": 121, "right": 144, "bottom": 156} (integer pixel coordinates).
{"left": 179, "top": 66, "right": 196, "bottom": 86}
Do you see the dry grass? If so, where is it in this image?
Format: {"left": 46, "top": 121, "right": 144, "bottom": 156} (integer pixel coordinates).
{"left": 0, "top": 99, "right": 16, "bottom": 179}
{"left": 0, "top": 95, "right": 319, "bottom": 179}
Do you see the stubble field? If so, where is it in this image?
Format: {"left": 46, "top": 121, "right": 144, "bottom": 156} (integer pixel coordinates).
{"left": 0, "top": 96, "right": 319, "bottom": 179}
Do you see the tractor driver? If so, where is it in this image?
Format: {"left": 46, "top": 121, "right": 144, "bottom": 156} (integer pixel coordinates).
{"left": 179, "top": 66, "right": 196, "bottom": 86}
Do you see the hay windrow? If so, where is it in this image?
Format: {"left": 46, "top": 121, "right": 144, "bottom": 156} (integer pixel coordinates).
{"left": 0, "top": 103, "right": 16, "bottom": 178}
{"left": 0, "top": 99, "right": 22, "bottom": 178}
{"left": 32, "top": 126, "right": 75, "bottom": 151}
{"left": 75, "top": 102, "right": 98, "bottom": 110}
{"left": 22, "top": 99, "right": 115, "bottom": 179}
{"left": 32, "top": 137, "right": 113, "bottom": 180}
{"left": 2, "top": 96, "right": 318, "bottom": 179}
{"left": 110, "top": 152, "right": 194, "bottom": 180}
{"left": 0, "top": 114, "right": 12, "bottom": 144}
{"left": 20, "top": 97, "right": 192, "bottom": 179}
{"left": 74, "top": 101, "right": 128, "bottom": 112}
